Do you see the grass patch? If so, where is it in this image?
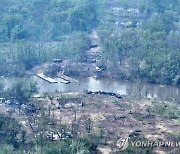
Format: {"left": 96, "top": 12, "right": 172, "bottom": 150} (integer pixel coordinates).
{"left": 168, "top": 133, "right": 180, "bottom": 140}
{"left": 149, "top": 102, "right": 180, "bottom": 119}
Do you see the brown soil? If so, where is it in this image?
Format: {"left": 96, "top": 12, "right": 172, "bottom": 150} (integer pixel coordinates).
{"left": 1, "top": 93, "right": 179, "bottom": 153}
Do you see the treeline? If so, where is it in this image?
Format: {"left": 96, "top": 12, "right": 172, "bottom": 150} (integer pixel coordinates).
{"left": 98, "top": 0, "right": 180, "bottom": 85}
{"left": 0, "top": 79, "right": 98, "bottom": 153}
{"left": 0, "top": 32, "right": 90, "bottom": 76}
{"left": 0, "top": 0, "right": 179, "bottom": 85}
{"left": 0, "top": 114, "right": 97, "bottom": 154}
{"left": 0, "top": 0, "right": 98, "bottom": 41}
{"left": 0, "top": 0, "right": 97, "bottom": 77}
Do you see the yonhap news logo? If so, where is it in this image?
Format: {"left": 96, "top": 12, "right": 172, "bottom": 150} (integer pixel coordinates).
{"left": 117, "top": 137, "right": 130, "bottom": 151}
{"left": 116, "top": 137, "right": 180, "bottom": 152}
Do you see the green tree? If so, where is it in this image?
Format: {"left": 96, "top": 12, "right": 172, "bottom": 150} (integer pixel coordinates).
{"left": 7, "top": 78, "right": 38, "bottom": 104}
{"left": 0, "top": 114, "right": 22, "bottom": 148}
{"left": 0, "top": 81, "right": 4, "bottom": 97}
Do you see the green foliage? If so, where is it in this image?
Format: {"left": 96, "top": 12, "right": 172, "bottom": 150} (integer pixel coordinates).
{"left": 45, "top": 64, "right": 62, "bottom": 78}
{"left": 173, "top": 75, "right": 180, "bottom": 86}
{"left": 0, "top": 81, "right": 4, "bottom": 97}
{"left": 64, "top": 65, "right": 80, "bottom": 76}
{"left": 16, "top": 42, "right": 46, "bottom": 69}
{"left": 39, "top": 139, "right": 92, "bottom": 154}
{"left": 99, "top": 0, "right": 180, "bottom": 85}
{"left": 0, "top": 138, "right": 97, "bottom": 154}
{"left": 150, "top": 102, "right": 180, "bottom": 119}
{"left": 0, "top": 144, "right": 15, "bottom": 154}
{"left": 6, "top": 78, "right": 38, "bottom": 103}
{"left": 61, "top": 32, "right": 91, "bottom": 62}
{"left": 0, "top": 0, "right": 98, "bottom": 42}
{"left": 0, "top": 0, "right": 95, "bottom": 77}
{"left": 169, "top": 132, "right": 180, "bottom": 140}
{"left": 0, "top": 0, "right": 179, "bottom": 85}
{"left": 140, "top": 0, "right": 179, "bottom": 14}
{"left": 0, "top": 32, "right": 90, "bottom": 77}
{"left": 0, "top": 114, "right": 22, "bottom": 148}
{"left": 146, "top": 12, "right": 175, "bottom": 33}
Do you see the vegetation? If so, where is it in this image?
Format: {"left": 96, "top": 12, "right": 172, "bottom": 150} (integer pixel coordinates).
{"left": 123, "top": 132, "right": 153, "bottom": 154}
{"left": 149, "top": 102, "right": 180, "bottom": 119}
{"left": 0, "top": 0, "right": 94, "bottom": 76}
{"left": 0, "top": 0, "right": 179, "bottom": 85}
{"left": 0, "top": 32, "right": 91, "bottom": 77}
{"left": 45, "top": 64, "right": 62, "bottom": 77}
{"left": 0, "top": 91, "right": 179, "bottom": 153}
{"left": 37, "top": 138, "right": 97, "bottom": 154}
{"left": 0, "top": 112, "right": 97, "bottom": 154}
{"left": 0, "top": 0, "right": 97, "bottom": 41}
{"left": 169, "top": 132, "right": 180, "bottom": 140}
{"left": 98, "top": 0, "right": 180, "bottom": 85}
{"left": 0, "top": 114, "right": 22, "bottom": 148}
{"left": 0, "top": 81, "right": 4, "bottom": 97}
{"left": 6, "top": 78, "right": 38, "bottom": 103}
{"left": 0, "top": 0, "right": 179, "bottom": 153}
{"left": 0, "top": 138, "right": 97, "bottom": 154}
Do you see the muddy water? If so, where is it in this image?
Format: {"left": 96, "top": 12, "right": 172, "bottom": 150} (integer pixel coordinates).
{"left": 3, "top": 76, "right": 180, "bottom": 103}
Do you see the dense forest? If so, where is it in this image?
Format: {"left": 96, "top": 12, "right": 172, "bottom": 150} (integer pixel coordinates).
{"left": 0, "top": 0, "right": 179, "bottom": 85}
{"left": 0, "top": 0, "right": 96, "bottom": 76}
{"left": 98, "top": 0, "right": 180, "bottom": 85}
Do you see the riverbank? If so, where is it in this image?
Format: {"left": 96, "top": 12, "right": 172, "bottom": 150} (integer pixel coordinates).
{"left": 2, "top": 76, "right": 180, "bottom": 104}
{"left": 1, "top": 92, "right": 179, "bottom": 153}
{"left": 28, "top": 29, "right": 179, "bottom": 87}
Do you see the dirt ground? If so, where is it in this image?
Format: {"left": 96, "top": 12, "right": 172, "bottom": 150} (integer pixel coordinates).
{"left": 1, "top": 92, "right": 179, "bottom": 154}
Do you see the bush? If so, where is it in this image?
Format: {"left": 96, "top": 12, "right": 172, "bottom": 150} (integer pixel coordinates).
{"left": 45, "top": 64, "right": 62, "bottom": 78}
{"left": 64, "top": 65, "right": 80, "bottom": 76}
{"left": 0, "top": 114, "right": 22, "bottom": 148}
{"left": 149, "top": 102, "right": 180, "bottom": 119}
{"left": 35, "top": 138, "right": 97, "bottom": 154}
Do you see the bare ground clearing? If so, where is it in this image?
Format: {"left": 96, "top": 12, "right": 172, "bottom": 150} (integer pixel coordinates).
{"left": 1, "top": 93, "right": 179, "bottom": 153}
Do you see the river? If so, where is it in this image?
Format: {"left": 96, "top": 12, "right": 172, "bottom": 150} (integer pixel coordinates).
{"left": 2, "top": 76, "right": 180, "bottom": 103}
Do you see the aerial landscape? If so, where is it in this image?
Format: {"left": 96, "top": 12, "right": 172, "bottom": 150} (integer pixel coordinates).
{"left": 0, "top": 0, "right": 179, "bottom": 154}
